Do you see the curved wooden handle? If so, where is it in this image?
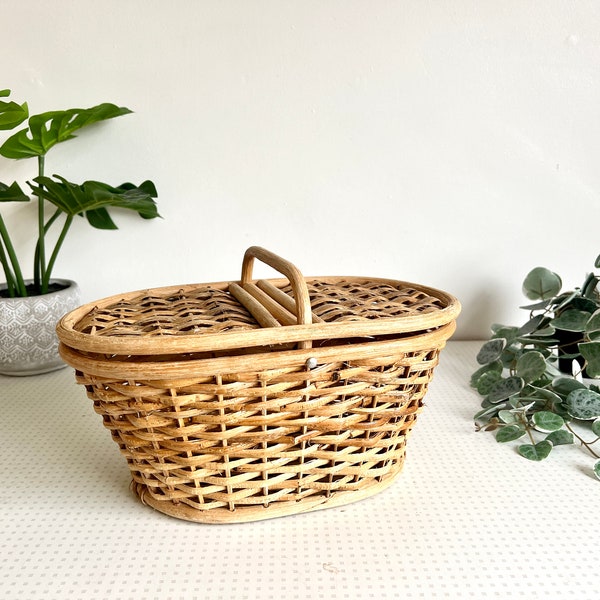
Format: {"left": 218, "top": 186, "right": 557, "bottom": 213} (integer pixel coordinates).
{"left": 240, "top": 246, "right": 312, "bottom": 327}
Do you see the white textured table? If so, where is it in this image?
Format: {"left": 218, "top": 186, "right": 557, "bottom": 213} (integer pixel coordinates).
{"left": 1, "top": 341, "right": 598, "bottom": 599}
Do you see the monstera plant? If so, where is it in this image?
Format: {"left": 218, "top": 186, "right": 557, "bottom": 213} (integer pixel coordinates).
{"left": 0, "top": 88, "right": 159, "bottom": 298}
{"left": 471, "top": 255, "right": 600, "bottom": 479}
{"left": 0, "top": 88, "right": 159, "bottom": 375}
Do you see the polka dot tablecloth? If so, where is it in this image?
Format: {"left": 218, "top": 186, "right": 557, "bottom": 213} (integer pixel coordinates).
{"left": 1, "top": 342, "right": 598, "bottom": 599}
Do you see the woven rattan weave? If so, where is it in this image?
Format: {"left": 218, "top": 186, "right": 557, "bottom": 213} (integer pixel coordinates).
{"left": 57, "top": 247, "right": 460, "bottom": 523}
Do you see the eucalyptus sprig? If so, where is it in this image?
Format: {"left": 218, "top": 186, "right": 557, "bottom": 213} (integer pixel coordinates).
{"left": 471, "top": 254, "right": 600, "bottom": 480}
{"left": 0, "top": 89, "right": 159, "bottom": 297}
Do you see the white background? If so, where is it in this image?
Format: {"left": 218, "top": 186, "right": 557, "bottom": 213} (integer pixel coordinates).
{"left": 2, "top": 0, "right": 600, "bottom": 339}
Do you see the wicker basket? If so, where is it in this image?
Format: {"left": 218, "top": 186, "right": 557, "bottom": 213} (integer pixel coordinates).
{"left": 57, "top": 247, "right": 460, "bottom": 523}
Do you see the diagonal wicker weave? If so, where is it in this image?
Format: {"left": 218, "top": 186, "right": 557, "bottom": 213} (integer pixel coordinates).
{"left": 57, "top": 247, "right": 460, "bottom": 523}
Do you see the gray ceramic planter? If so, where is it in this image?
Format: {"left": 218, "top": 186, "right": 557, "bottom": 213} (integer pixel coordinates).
{"left": 0, "top": 279, "right": 81, "bottom": 376}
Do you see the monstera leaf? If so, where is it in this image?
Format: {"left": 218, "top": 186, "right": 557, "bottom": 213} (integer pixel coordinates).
{"left": 0, "top": 181, "right": 29, "bottom": 202}
{"left": 0, "top": 89, "right": 29, "bottom": 131}
{"left": 28, "top": 176, "right": 159, "bottom": 227}
{"left": 0, "top": 102, "right": 131, "bottom": 159}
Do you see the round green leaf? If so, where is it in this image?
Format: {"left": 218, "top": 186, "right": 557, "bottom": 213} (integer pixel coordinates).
{"left": 551, "top": 377, "right": 587, "bottom": 397}
{"left": 594, "top": 460, "right": 600, "bottom": 481}
{"left": 585, "top": 310, "right": 600, "bottom": 341}
{"left": 498, "top": 410, "right": 518, "bottom": 424}
{"left": 476, "top": 371, "right": 503, "bottom": 395}
{"left": 565, "top": 388, "right": 600, "bottom": 420}
{"left": 476, "top": 339, "right": 506, "bottom": 365}
{"left": 551, "top": 309, "right": 591, "bottom": 332}
{"left": 516, "top": 351, "right": 547, "bottom": 383}
{"left": 578, "top": 342, "right": 600, "bottom": 378}
{"left": 470, "top": 361, "right": 503, "bottom": 388}
{"left": 545, "top": 429, "right": 574, "bottom": 446}
{"left": 490, "top": 325, "right": 518, "bottom": 343}
{"left": 522, "top": 267, "right": 562, "bottom": 301}
{"left": 532, "top": 410, "right": 564, "bottom": 432}
{"left": 487, "top": 376, "right": 525, "bottom": 404}
{"left": 591, "top": 418, "right": 600, "bottom": 438}
{"left": 518, "top": 441, "right": 553, "bottom": 461}
{"left": 496, "top": 425, "right": 526, "bottom": 443}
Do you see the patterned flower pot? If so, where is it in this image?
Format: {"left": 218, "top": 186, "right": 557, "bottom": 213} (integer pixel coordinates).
{"left": 0, "top": 279, "right": 81, "bottom": 376}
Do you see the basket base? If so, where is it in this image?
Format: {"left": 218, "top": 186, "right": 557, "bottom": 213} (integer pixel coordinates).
{"left": 132, "top": 465, "right": 404, "bottom": 524}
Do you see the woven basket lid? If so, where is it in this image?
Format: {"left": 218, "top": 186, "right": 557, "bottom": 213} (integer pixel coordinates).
{"left": 56, "top": 248, "right": 460, "bottom": 356}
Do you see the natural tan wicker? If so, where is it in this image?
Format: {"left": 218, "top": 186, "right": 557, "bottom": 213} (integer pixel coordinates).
{"left": 57, "top": 247, "right": 460, "bottom": 523}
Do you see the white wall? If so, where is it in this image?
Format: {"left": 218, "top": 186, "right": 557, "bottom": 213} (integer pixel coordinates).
{"left": 2, "top": 0, "right": 600, "bottom": 339}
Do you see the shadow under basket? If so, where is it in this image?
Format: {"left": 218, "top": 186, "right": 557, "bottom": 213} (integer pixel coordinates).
{"left": 56, "top": 247, "right": 461, "bottom": 523}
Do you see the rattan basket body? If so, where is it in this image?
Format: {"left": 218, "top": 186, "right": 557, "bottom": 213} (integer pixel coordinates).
{"left": 57, "top": 247, "right": 460, "bottom": 523}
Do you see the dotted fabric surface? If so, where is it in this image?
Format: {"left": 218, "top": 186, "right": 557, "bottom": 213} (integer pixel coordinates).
{"left": 1, "top": 341, "right": 599, "bottom": 599}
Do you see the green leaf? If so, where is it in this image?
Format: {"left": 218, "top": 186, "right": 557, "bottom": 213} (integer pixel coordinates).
{"left": 518, "top": 441, "right": 553, "bottom": 461}
{"left": 545, "top": 429, "right": 574, "bottom": 446}
{"left": 516, "top": 315, "right": 547, "bottom": 336}
{"left": 551, "top": 309, "right": 591, "bottom": 332}
{"left": 474, "top": 404, "right": 504, "bottom": 423}
{"left": 508, "top": 399, "right": 536, "bottom": 413}
{"left": 476, "top": 370, "right": 503, "bottom": 396}
{"left": 531, "top": 326, "right": 556, "bottom": 337}
{"left": 565, "top": 388, "right": 600, "bottom": 420}
{"left": 491, "top": 325, "right": 519, "bottom": 343}
{"left": 592, "top": 418, "right": 600, "bottom": 438}
{"left": 498, "top": 409, "right": 518, "bottom": 424}
{"left": 0, "top": 181, "right": 29, "bottom": 202}
{"left": 585, "top": 310, "right": 600, "bottom": 341}
{"left": 496, "top": 425, "right": 526, "bottom": 443}
{"left": 569, "top": 296, "right": 598, "bottom": 313}
{"left": 0, "top": 97, "right": 29, "bottom": 130}
{"left": 470, "top": 361, "right": 503, "bottom": 388}
{"left": 578, "top": 342, "right": 600, "bottom": 378}
{"left": 0, "top": 102, "right": 132, "bottom": 159}
{"left": 487, "top": 376, "right": 525, "bottom": 404}
{"left": 594, "top": 460, "right": 600, "bottom": 481}
{"left": 519, "top": 299, "right": 551, "bottom": 311}
{"left": 552, "top": 377, "right": 587, "bottom": 397}
{"left": 516, "top": 351, "right": 547, "bottom": 383}
{"left": 522, "top": 267, "right": 562, "bottom": 301}
{"left": 529, "top": 387, "right": 563, "bottom": 407}
{"left": 84, "top": 207, "right": 118, "bottom": 229}
{"left": 28, "top": 176, "right": 159, "bottom": 222}
{"left": 553, "top": 290, "right": 580, "bottom": 312}
{"left": 581, "top": 273, "right": 600, "bottom": 299}
{"left": 476, "top": 338, "right": 506, "bottom": 365}
{"left": 532, "top": 411, "right": 564, "bottom": 432}
{"left": 551, "top": 401, "right": 571, "bottom": 421}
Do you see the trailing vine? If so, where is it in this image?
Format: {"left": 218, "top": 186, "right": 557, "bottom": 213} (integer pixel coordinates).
{"left": 471, "top": 255, "right": 600, "bottom": 479}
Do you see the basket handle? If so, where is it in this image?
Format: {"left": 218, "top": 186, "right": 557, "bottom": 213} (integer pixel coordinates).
{"left": 229, "top": 246, "right": 314, "bottom": 349}
{"left": 238, "top": 246, "right": 313, "bottom": 327}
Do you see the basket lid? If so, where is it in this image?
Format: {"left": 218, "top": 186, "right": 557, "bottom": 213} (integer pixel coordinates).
{"left": 57, "top": 247, "right": 460, "bottom": 356}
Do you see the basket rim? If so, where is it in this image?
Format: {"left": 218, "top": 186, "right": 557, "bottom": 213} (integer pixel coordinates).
{"left": 56, "top": 275, "right": 461, "bottom": 356}
{"left": 58, "top": 320, "right": 456, "bottom": 379}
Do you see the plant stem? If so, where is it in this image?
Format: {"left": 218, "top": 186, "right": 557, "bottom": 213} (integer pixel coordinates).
{"left": 0, "top": 213, "right": 27, "bottom": 296}
{"left": 0, "top": 239, "right": 16, "bottom": 297}
{"left": 42, "top": 214, "right": 73, "bottom": 292}
{"left": 33, "top": 208, "right": 62, "bottom": 286}
{"left": 525, "top": 425, "right": 536, "bottom": 445}
{"left": 36, "top": 154, "right": 46, "bottom": 293}
{"left": 564, "top": 422, "right": 600, "bottom": 459}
